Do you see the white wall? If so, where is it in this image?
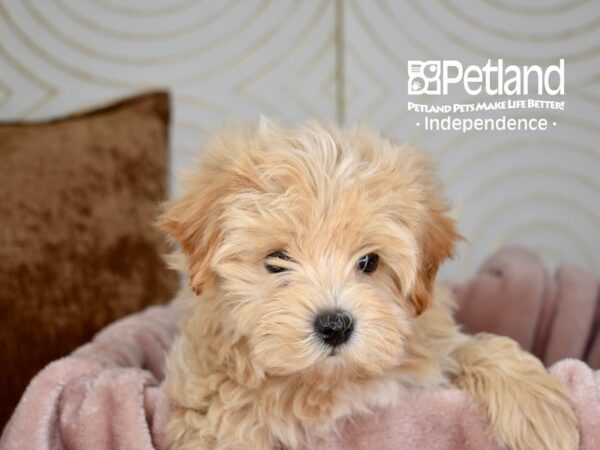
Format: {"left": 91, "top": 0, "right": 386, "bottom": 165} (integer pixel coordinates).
{"left": 1, "top": 0, "right": 599, "bottom": 280}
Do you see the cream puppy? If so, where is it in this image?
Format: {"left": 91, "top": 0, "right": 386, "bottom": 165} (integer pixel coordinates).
{"left": 160, "top": 120, "right": 579, "bottom": 450}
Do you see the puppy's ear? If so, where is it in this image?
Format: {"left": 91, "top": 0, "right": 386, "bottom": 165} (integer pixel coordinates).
{"left": 408, "top": 204, "right": 459, "bottom": 315}
{"left": 160, "top": 125, "right": 264, "bottom": 295}
{"left": 159, "top": 177, "right": 225, "bottom": 295}
{"left": 401, "top": 150, "right": 461, "bottom": 316}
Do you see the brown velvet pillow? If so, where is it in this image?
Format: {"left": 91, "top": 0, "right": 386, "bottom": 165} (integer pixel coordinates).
{"left": 0, "top": 92, "right": 179, "bottom": 427}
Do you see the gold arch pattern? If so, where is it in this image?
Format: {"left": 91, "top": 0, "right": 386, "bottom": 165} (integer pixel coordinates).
{"left": 0, "top": 0, "right": 598, "bottom": 277}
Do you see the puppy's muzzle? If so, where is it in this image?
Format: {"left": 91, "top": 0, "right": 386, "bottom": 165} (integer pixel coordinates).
{"left": 314, "top": 310, "right": 354, "bottom": 347}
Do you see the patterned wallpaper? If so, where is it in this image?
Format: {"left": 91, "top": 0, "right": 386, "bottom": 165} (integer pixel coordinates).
{"left": 1, "top": 0, "right": 599, "bottom": 280}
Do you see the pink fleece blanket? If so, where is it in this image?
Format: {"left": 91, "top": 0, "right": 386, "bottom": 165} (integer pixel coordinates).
{"left": 2, "top": 247, "right": 600, "bottom": 450}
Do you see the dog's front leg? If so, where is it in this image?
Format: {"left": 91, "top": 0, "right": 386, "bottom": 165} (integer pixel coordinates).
{"left": 452, "top": 333, "right": 579, "bottom": 450}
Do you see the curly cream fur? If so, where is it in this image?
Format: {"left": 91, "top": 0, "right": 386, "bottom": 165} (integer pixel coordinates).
{"left": 160, "top": 120, "right": 579, "bottom": 450}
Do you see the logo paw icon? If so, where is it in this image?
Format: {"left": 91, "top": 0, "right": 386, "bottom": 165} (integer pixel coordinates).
{"left": 408, "top": 60, "right": 442, "bottom": 95}
{"left": 411, "top": 80, "right": 423, "bottom": 91}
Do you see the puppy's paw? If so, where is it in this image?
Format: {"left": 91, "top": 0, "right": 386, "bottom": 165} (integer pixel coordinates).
{"left": 490, "top": 373, "right": 579, "bottom": 450}
{"left": 455, "top": 335, "right": 579, "bottom": 450}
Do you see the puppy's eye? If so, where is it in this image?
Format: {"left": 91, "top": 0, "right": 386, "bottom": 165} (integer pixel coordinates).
{"left": 356, "top": 253, "right": 379, "bottom": 274}
{"left": 265, "top": 250, "right": 291, "bottom": 273}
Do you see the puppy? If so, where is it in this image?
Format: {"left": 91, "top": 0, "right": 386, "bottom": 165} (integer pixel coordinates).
{"left": 160, "top": 120, "right": 579, "bottom": 450}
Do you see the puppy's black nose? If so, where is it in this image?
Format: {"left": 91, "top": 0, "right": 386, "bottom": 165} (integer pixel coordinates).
{"left": 314, "top": 310, "right": 354, "bottom": 347}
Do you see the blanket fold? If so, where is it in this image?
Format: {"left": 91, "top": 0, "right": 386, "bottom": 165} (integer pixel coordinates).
{"left": 2, "top": 246, "right": 599, "bottom": 450}
{"left": 454, "top": 247, "right": 600, "bottom": 368}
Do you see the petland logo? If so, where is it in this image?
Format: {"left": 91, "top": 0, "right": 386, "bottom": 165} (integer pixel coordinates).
{"left": 408, "top": 59, "right": 564, "bottom": 96}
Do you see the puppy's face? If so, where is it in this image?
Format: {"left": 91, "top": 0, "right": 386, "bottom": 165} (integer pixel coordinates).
{"left": 163, "top": 122, "right": 458, "bottom": 381}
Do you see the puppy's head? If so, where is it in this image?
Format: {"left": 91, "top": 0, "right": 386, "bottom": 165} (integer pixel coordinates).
{"left": 161, "top": 120, "right": 458, "bottom": 380}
